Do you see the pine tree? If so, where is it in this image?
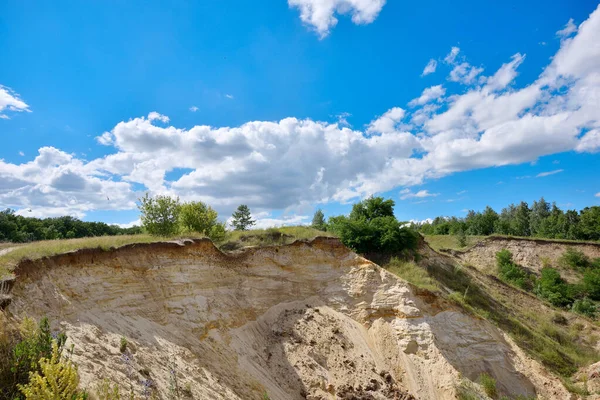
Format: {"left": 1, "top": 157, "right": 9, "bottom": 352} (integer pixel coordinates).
{"left": 311, "top": 209, "right": 327, "bottom": 231}
{"left": 231, "top": 205, "right": 256, "bottom": 231}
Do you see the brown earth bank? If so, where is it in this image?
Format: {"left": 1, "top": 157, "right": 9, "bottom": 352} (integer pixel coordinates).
{"left": 2, "top": 237, "right": 573, "bottom": 399}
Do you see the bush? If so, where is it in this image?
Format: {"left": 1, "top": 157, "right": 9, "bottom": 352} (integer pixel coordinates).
{"left": 179, "top": 201, "right": 219, "bottom": 237}
{"left": 328, "top": 197, "right": 418, "bottom": 255}
{"left": 18, "top": 342, "right": 86, "bottom": 399}
{"left": 496, "top": 250, "right": 531, "bottom": 289}
{"left": 583, "top": 269, "right": 600, "bottom": 300}
{"left": 572, "top": 298, "right": 597, "bottom": 318}
{"left": 119, "top": 337, "right": 127, "bottom": 353}
{"left": 559, "top": 248, "right": 590, "bottom": 270}
{"left": 535, "top": 267, "right": 573, "bottom": 307}
{"left": 1, "top": 317, "right": 69, "bottom": 400}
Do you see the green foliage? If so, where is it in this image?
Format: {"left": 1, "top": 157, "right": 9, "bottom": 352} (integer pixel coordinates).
{"left": 138, "top": 194, "right": 181, "bottom": 236}
{"left": 416, "top": 197, "right": 600, "bottom": 242}
{"left": 559, "top": 248, "right": 590, "bottom": 270}
{"left": 1, "top": 317, "right": 68, "bottom": 400}
{"left": 582, "top": 269, "right": 600, "bottom": 300}
{"left": 119, "top": 337, "right": 127, "bottom": 353}
{"left": 0, "top": 209, "right": 141, "bottom": 244}
{"left": 311, "top": 209, "right": 327, "bottom": 231}
{"left": 231, "top": 205, "right": 255, "bottom": 231}
{"left": 328, "top": 196, "right": 418, "bottom": 255}
{"left": 179, "top": 201, "right": 219, "bottom": 238}
{"left": 18, "top": 342, "right": 86, "bottom": 399}
{"left": 572, "top": 298, "right": 597, "bottom": 318}
{"left": 496, "top": 250, "right": 532, "bottom": 290}
{"left": 478, "top": 373, "right": 497, "bottom": 398}
{"left": 535, "top": 267, "right": 573, "bottom": 307}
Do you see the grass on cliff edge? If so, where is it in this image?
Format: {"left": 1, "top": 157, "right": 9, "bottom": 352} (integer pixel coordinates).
{"left": 423, "top": 235, "right": 486, "bottom": 252}
{"left": 0, "top": 226, "right": 335, "bottom": 278}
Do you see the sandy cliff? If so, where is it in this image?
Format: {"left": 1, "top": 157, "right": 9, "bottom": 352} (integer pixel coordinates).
{"left": 4, "top": 238, "right": 570, "bottom": 399}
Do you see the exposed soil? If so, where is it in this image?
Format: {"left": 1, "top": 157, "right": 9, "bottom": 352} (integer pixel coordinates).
{"left": 3, "top": 237, "right": 573, "bottom": 399}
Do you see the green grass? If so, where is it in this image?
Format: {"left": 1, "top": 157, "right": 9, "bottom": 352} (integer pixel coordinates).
{"left": 479, "top": 373, "right": 497, "bottom": 398}
{"left": 427, "top": 262, "right": 599, "bottom": 378}
{"left": 385, "top": 258, "right": 438, "bottom": 292}
{"left": 0, "top": 226, "right": 334, "bottom": 277}
{"left": 423, "top": 235, "right": 486, "bottom": 252}
{"left": 220, "top": 226, "right": 335, "bottom": 251}
{"left": 0, "top": 233, "right": 205, "bottom": 278}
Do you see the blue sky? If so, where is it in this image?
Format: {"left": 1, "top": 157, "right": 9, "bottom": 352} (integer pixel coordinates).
{"left": 1, "top": 0, "right": 599, "bottom": 227}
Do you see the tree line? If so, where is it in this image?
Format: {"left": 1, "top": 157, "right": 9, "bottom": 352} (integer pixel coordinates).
{"left": 0, "top": 209, "right": 141, "bottom": 243}
{"left": 415, "top": 198, "right": 600, "bottom": 241}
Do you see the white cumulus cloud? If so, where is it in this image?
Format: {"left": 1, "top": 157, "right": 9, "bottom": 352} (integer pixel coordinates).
{"left": 288, "top": 0, "right": 386, "bottom": 38}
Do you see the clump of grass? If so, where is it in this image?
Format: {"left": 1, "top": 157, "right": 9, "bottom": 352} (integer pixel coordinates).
{"left": 479, "top": 373, "right": 497, "bottom": 398}
{"left": 385, "top": 257, "right": 438, "bottom": 292}
{"left": 120, "top": 337, "right": 128, "bottom": 353}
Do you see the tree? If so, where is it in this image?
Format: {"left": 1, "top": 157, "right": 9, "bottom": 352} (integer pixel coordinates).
{"left": 138, "top": 193, "right": 181, "bottom": 236}
{"left": 349, "top": 196, "right": 395, "bottom": 222}
{"left": 328, "top": 196, "right": 418, "bottom": 255}
{"left": 579, "top": 206, "right": 600, "bottom": 241}
{"left": 231, "top": 205, "right": 255, "bottom": 231}
{"left": 179, "top": 201, "right": 219, "bottom": 235}
{"left": 311, "top": 209, "right": 327, "bottom": 231}
{"left": 530, "top": 197, "right": 551, "bottom": 236}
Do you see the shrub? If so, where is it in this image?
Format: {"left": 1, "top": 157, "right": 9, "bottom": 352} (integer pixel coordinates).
{"left": 328, "top": 197, "right": 418, "bottom": 255}
{"left": 179, "top": 201, "right": 219, "bottom": 237}
{"left": 119, "top": 337, "right": 127, "bottom": 353}
{"left": 18, "top": 342, "right": 86, "bottom": 399}
{"left": 479, "top": 373, "right": 497, "bottom": 398}
{"left": 583, "top": 269, "right": 600, "bottom": 300}
{"left": 535, "top": 267, "right": 573, "bottom": 307}
{"left": 496, "top": 249, "right": 531, "bottom": 289}
{"left": 559, "top": 248, "right": 590, "bottom": 270}
{"left": 572, "top": 298, "right": 597, "bottom": 318}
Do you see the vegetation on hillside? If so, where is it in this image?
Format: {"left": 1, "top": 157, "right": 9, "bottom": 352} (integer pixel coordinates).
{"left": 416, "top": 197, "right": 600, "bottom": 241}
{"left": 0, "top": 209, "right": 141, "bottom": 243}
{"left": 326, "top": 196, "right": 419, "bottom": 255}
{"left": 0, "top": 315, "right": 88, "bottom": 400}
{"left": 495, "top": 249, "right": 600, "bottom": 318}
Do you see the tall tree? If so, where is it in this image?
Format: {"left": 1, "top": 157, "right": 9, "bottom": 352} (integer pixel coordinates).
{"left": 231, "top": 205, "right": 256, "bottom": 231}
{"left": 311, "top": 209, "right": 327, "bottom": 231}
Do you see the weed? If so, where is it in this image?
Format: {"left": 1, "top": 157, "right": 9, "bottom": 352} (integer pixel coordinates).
{"left": 479, "top": 373, "right": 497, "bottom": 398}
{"left": 385, "top": 258, "right": 438, "bottom": 292}
{"left": 120, "top": 337, "right": 128, "bottom": 353}
{"left": 96, "top": 379, "right": 122, "bottom": 400}
{"left": 559, "top": 248, "right": 590, "bottom": 270}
